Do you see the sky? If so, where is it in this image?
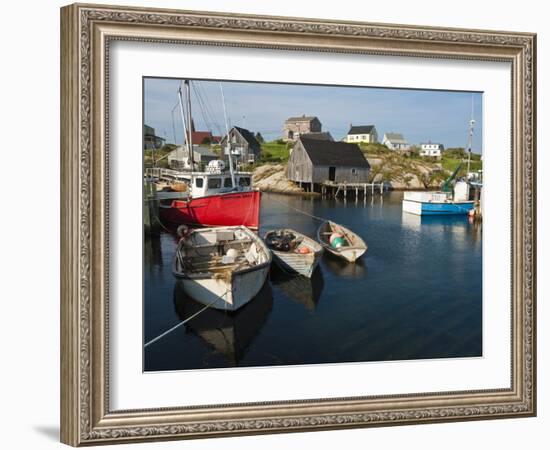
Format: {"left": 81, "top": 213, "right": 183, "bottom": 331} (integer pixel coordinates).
{"left": 144, "top": 78, "right": 483, "bottom": 153}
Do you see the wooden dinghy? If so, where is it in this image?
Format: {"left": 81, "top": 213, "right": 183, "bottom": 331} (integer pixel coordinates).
{"left": 264, "top": 229, "right": 323, "bottom": 278}
{"left": 316, "top": 221, "right": 367, "bottom": 263}
{"left": 172, "top": 226, "right": 272, "bottom": 311}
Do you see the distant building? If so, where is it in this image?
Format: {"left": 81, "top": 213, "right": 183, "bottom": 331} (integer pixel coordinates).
{"left": 420, "top": 142, "right": 444, "bottom": 157}
{"left": 345, "top": 125, "right": 378, "bottom": 144}
{"left": 191, "top": 131, "right": 221, "bottom": 145}
{"left": 220, "top": 126, "right": 261, "bottom": 165}
{"left": 144, "top": 124, "right": 165, "bottom": 149}
{"left": 287, "top": 137, "right": 370, "bottom": 188}
{"left": 382, "top": 133, "right": 410, "bottom": 151}
{"left": 283, "top": 115, "right": 322, "bottom": 141}
{"left": 167, "top": 145, "right": 218, "bottom": 170}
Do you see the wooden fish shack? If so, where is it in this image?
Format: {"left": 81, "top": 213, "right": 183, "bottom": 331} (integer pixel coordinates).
{"left": 287, "top": 137, "right": 371, "bottom": 193}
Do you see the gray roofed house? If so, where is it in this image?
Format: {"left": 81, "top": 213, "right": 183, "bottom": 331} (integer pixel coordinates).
{"left": 382, "top": 132, "right": 410, "bottom": 151}
{"left": 220, "top": 126, "right": 262, "bottom": 165}
{"left": 287, "top": 137, "right": 370, "bottom": 188}
{"left": 345, "top": 124, "right": 378, "bottom": 144}
{"left": 286, "top": 115, "right": 318, "bottom": 122}
{"left": 144, "top": 124, "right": 166, "bottom": 149}
{"left": 167, "top": 145, "right": 218, "bottom": 170}
{"left": 283, "top": 115, "right": 322, "bottom": 141}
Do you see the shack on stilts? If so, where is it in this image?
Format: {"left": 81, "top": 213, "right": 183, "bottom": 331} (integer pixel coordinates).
{"left": 287, "top": 136, "right": 377, "bottom": 198}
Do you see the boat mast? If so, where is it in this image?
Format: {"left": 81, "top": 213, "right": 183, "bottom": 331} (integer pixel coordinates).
{"left": 177, "top": 83, "right": 190, "bottom": 169}
{"left": 185, "top": 80, "right": 194, "bottom": 171}
{"left": 220, "top": 83, "right": 236, "bottom": 188}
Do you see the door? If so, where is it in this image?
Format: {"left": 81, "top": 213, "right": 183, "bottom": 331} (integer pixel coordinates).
{"left": 329, "top": 166, "right": 336, "bottom": 181}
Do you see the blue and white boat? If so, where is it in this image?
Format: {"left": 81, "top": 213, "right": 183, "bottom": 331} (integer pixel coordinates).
{"left": 402, "top": 188, "right": 474, "bottom": 216}
{"left": 403, "top": 111, "right": 478, "bottom": 217}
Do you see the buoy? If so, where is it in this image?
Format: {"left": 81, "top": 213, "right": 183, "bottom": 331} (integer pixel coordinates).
{"left": 297, "top": 246, "right": 310, "bottom": 254}
{"left": 331, "top": 236, "right": 347, "bottom": 249}
{"left": 329, "top": 232, "right": 343, "bottom": 245}
{"left": 226, "top": 248, "right": 238, "bottom": 258}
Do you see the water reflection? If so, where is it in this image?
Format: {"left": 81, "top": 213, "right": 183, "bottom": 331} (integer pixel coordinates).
{"left": 173, "top": 281, "right": 273, "bottom": 366}
{"left": 401, "top": 212, "right": 482, "bottom": 244}
{"left": 143, "top": 233, "right": 163, "bottom": 273}
{"left": 322, "top": 253, "right": 368, "bottom": 279}
{"left": 270, "top": 266, "right": 325, "bottom": 311}
{"left": 145, "top": 191, "right": 482, "bottom": 371}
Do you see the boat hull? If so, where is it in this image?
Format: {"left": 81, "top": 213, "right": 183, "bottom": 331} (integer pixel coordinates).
{"left": 271, "top": 250, "right": 322, "bottom": 278}
{"left": 403, "top": 199, "right": 475, "bottom": 216}
{"left": 172, "top": 226, "right": 271, "bottom": 311}
{"left": 316, "top": 221, "right": 367, "bottom": 263}
{"left": 175, "top": 265, "right": 270, "bottom": 311}
{"left": 324, "top": 246, "right": 366, "bottom": 263}
{"left": 160, "top": 190, "right": 261, "bottom": 229}
{"left": 265, "top": 229, "right": 324, "bottom": 278}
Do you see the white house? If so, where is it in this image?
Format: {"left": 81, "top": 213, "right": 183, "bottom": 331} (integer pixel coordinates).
{"left": 382, "top": 133, "right": 410, "bottom": 151}
{"left": 420, "top": 142, "right": 444, "bottom": 157}
{"left": 345, "top": 125, "right": 378, "bottom": 144}
{"left": 167, "top": 145, "right": 218, "bottom": 170}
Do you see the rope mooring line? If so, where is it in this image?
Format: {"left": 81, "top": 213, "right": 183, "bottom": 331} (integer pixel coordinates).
{"left": 266, "top": 194, "right": 327, "bottom": 223}
{"left": 144, "top": 290, "right": 228, "bottom": 349}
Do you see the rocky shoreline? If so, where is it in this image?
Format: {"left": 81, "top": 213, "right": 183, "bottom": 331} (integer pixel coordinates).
{"left": 252, "top": 161, "right": 444, "bottom": 196}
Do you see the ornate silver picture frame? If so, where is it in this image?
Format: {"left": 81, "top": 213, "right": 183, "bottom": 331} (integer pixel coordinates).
{"left": 60, "top": 3, "right": 536, "bottom": 446}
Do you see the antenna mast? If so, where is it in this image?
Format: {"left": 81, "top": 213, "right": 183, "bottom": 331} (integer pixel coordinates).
{"left": 185, "top": 80, "right": 194, "bottom": 170}
{"left": 177, "top": 83, "right": 189, "bottom": 169}
{"left": 219, "top": 83, "right": 236, "bottom": 188}
{"left": 466, "top": 96, "right": 475, "bottom": 178}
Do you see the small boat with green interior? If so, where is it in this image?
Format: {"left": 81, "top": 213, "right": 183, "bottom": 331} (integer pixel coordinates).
{"left": 316, "top": 221, "right": 367, "bottom": 263}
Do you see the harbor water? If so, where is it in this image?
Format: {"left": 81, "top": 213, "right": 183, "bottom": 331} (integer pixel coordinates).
{"left": 144, "top": 191, "right": 482, "bottom": 371}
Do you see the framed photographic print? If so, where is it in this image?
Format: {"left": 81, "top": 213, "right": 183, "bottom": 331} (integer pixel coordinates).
{"left": 60, "top": 3, "right": 537, "bottom": 446}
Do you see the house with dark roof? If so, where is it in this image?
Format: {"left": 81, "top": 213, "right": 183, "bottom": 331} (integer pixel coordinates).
{"left": 220, "top": 126, "right": 262, "bottom": 165}
{"left": 143, "top": 124, "right": 166, "bottom": 149}
{"left": 287, "top": 137, "right": 370, "bottom": 188}
{"left": 345, "top": 125, "right": 378, "bottom": 144}
{"left": 283, "top": 115, "right": 322, "bottom": 141}
{"left": 300, "top": 131, "right": 334, "bottom": 141}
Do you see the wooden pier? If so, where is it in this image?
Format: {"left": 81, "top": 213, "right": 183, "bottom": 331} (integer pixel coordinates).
{"left": 320, "top": 181, "right": 386, "bottom": 199}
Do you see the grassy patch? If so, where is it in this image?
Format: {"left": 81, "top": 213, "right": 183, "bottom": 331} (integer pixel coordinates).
{"left": 260, "top": 141, "right": 291, "bottom": 163}
{"left": 359, "top": 143, "right": 392, "bottom": 155}
{"left": 441, "top": 157, "right": 482, "bottom": 177}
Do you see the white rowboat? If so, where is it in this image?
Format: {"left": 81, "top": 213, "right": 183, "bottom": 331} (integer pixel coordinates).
{"left": 172, "top": 226, "right": 271, "bottom": 311}
{"left": 316, "top": 221, "right": 367, "bottom": 263}
{"left": 264, "top": 229, "right": 323, "bottom": 278}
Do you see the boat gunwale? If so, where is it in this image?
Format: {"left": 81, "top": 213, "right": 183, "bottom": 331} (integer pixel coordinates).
{"left": 172, "top": 226, "right": 272, "bottom": 280}
{"left": 316, "top": 220, "right": 367, "bottom": 255}
{"left": 263, "top": 228, "right": 323, "bottom": 256}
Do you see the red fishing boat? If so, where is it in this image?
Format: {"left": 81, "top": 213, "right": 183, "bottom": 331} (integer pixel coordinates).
{"left": 159, "top": 170, "right": 260, "bottom": 230}
{"left": 157, "top": 79, "right": 261, "bottom": 230}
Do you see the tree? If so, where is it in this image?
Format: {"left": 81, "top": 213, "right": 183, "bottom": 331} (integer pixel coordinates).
{"left": 255, "top": 132, "right": 265, "bottom": 143}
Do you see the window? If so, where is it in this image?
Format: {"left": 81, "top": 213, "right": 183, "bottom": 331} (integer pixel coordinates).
{"left": 195, "top": 177, "right": 204, "bottom": 188}
{"left": 351, "top": 168, "right": 358, "bottom": 175}
{"left": 207, "top": 178, "right": 222, "bottom": 189}
{"left": 224, "top": 177, "right": 233, "bottom": 188}
{"left": 239, "top": 177, "right": 251, "bottom": 187}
